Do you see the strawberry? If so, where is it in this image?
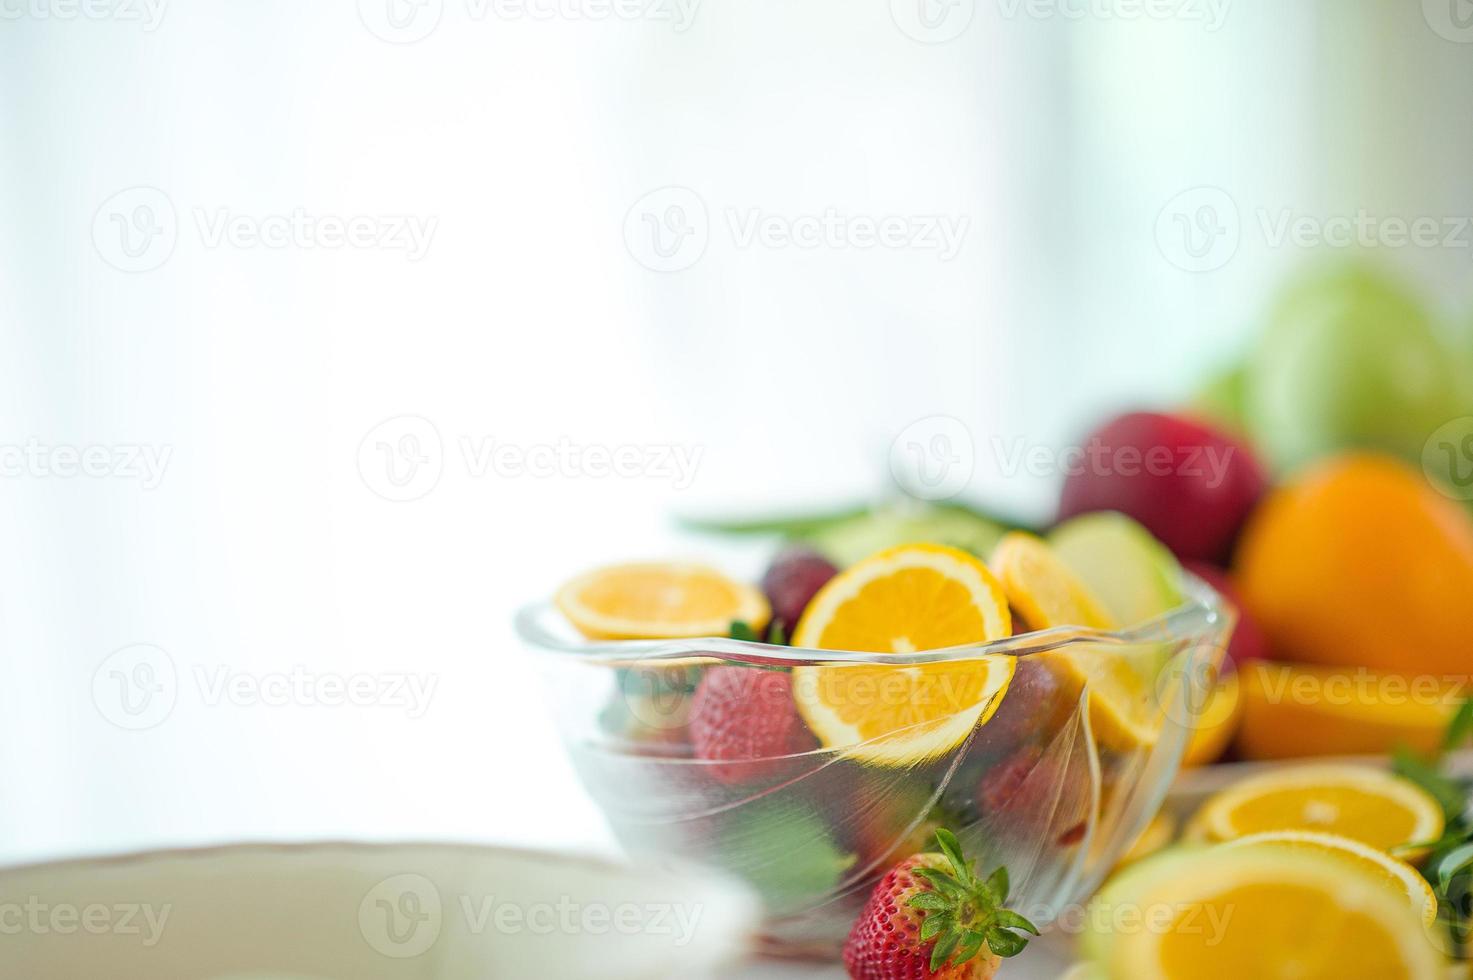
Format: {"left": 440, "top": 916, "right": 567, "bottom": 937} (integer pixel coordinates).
{"left": 844, "top": 830, "right": 1036, "bottom": 980}
{"left": 688, "top": 667, "right": 817, "bottom": 784}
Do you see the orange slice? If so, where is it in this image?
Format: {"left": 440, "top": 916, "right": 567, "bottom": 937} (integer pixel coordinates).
{"left": 1097, "top": 846, "right": 1442, "bottom": 979}
{"left": 990, "top": 532, "right": 1162, "bottom": 751}
{"left": 1234, "top": 660, "right": 1466, "bottom": 761}
{"left": 555, "top": 562, "right": 769, "bottom": 640}
{"left": 1186, "top": 764, "right": 1445, "bottom": 856}
{"left": 790, "top": 544, "right": 1014, "bottom": 766}
{"left": 1180, "top": 671, "right": 1243, "bottom": 767}
{"left": 1224, "top": 831, "right": 1439, "bottom": 928}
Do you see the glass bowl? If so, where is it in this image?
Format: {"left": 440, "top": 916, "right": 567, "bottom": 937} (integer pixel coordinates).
{"left": 516, "top": 575, "right": 1234, "bottom": 956}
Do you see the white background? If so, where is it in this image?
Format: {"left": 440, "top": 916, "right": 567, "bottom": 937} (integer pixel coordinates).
{"left": 3, "top": 1, "right": 1473, "bottom": 953}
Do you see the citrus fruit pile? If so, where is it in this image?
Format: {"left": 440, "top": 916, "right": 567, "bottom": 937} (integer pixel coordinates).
{"left": 1076, "top": 761, "right": 1451, "bottom": 979}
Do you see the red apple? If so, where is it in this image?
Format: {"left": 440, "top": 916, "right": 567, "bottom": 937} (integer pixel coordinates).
{"left": 1057, "top": 412, "right": 1267, "bottom": 564}
{"left": 1185, "top": 561, "right": 1270, "bottom": 668}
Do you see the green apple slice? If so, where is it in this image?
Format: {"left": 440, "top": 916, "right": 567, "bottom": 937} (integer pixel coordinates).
{"left": 1049, "top": 512, "right": 1184, "bottom": 628}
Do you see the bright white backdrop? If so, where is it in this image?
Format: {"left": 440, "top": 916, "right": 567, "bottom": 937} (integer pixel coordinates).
{"left": 3, "top": 0, "right": 1472, "bottom": 880}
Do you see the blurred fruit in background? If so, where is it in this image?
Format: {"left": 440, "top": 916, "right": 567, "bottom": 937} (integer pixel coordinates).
{"left": 1187, "top": 362, "right": 1248, "bottom": 437}
{"left": 759, "top": 546, "right": 837, "bottom": 640}
{"left": 1057, "top": 412, "right": 1267, "bottom": 564}
{"left": 1246, "top": 262, "right": 1470, "bottom": 480}
{"left": 1233, "top": 660, "right": 1464, "bottom": 761}
{"left": 1235, "top": 452, "right": 1473, "bottom": 675}
{"left": 1181, "top": 562, "right": 1267, "bottom": 668}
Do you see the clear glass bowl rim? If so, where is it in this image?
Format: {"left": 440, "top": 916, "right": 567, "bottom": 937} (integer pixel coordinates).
{"left": 515, "top": 572, "right": 1234, "bottom": 667}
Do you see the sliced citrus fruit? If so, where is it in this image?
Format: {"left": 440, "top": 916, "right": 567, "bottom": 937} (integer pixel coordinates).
{"left": 555, "top": 562, "right": 769, "bottom": 640}
{"left": 990, "top": 532, "right": 1164, "bottom": 751}
{"left": 1234, "top": 660, "right": 1466, "bottom": 760}
{"left": 1094, "top": 845, "right": 1442, "bottom": 980}
{"left": 1118, "top": 811, "right": 1176, "bottom": 867}
{"left": 1050, "top": 512, "right": 1184, "bottom": 628}
{"left": 1180, "top": 671, "right": 1242, "bottom": 768}
{"left": 1186, "top": 764, "right": 1445, "bottom": 856}
{"left": 1224, "top": 831, "right": 1439, "bottom": 928}
{"left": 790, "top": 544, "right": 1014, "bottom": 766}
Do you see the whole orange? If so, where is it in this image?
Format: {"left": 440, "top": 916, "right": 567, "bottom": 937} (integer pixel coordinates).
{"left": 1235, "top": 452, "right": 1473, "bottom": 675}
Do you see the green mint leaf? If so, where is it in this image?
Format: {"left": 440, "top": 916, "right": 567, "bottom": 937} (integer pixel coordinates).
{"left": 929, "top": 928, "right": 961, "bottom": 971}
{"left": 994, "top": 908, "right": 1040, "bottom": 935}
{"left": 1444, "top": 698, "right": 1473, "bottom": 755}
{"left": 908, "top": 892, "right": 950, "bottom": 911}
{"left": 1392, "top": 746, "right": 1467, "bottom": 822}
{"left": 728, "top": 620, "right": 760, "bottom": 642}
{"left": 1438, "top": 842, "right": 1473, "bottom": 891}
{"left": 984, "top": 865, "right": 1011, "bottom": 905}
{"left": 986, "top": 927, "right": 1028, "bottom": 958}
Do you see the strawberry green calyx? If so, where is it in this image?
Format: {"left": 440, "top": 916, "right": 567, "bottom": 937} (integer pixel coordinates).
{"left": 909, "top": 829, "right": 1040, "bottom": 971}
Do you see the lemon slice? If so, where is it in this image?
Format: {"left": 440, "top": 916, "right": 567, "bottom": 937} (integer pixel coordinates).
{"left": 1224, "top": 831, "right": 1439, "bottom": 928}
{"left": 990, "top": 532, "right": 1162, "bottom": 751}
{"left": 555, "top": 562, "right": 769, "bottom": 640}
{"left": 1186, "top": 764, "right": 1445, "bottom": 856}
{"left": 1097, "top": 846, "right": 1442, "bottom": 979}
{"left": 790, "top": 544, "right": 1014, "bottom": 767}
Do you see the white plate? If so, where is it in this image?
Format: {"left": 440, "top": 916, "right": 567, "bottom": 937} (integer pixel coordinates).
{"left": 0, "top": 842, "right": 759, "bottom": 979}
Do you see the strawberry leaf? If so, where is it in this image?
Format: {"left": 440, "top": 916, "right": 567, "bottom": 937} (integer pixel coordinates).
{"left": 919, "top": 912, "right": 949, "bottom": 941}
{"left": 994, "top": 908, "right": 1040, "bottom": 935}
{"left": 935, "top": 829, "right": 970, "bottom": 883}
{"left": 986, "top": 927, "right": 1028, "bottom": 958}
{"left": 929, "top": 928, "right": 961, "bottom": 971}
{"left": 728, "top": 620, "right": 761, "bottom": 642}
{"left": 914, "top": 867, "right": 966, "bottom": 900}
{"left": 953, "top": 931, "right": 985, "bottom": 966}
{"left": 985, "top": 865, "right": 1011, "bottom": 905}
{"left": 908, "top": 892, "right": 949, "bottom": 911}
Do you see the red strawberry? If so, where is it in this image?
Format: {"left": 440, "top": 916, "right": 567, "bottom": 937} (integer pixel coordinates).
{"left": 844, "top": 830, "right": 1037, "bottom": 979}
{"left": 688, "top": 667, "right": 817, "bottom": 784}
{"left": 761, "top": 546, "right": 838, "bottom": 639}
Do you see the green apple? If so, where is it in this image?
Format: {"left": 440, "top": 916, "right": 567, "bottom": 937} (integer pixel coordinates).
{"left": 1188, "top": 361, "right": 1249, "bottom": 437}
{"left": 797, "top": 503, "right": 1006, "bottom": 568}
{"left": 1246, "top": 260, "right": 1465, "bottom": 474}
{"left": 1049, "top": 512, "right": 1184, "bottom": 628}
